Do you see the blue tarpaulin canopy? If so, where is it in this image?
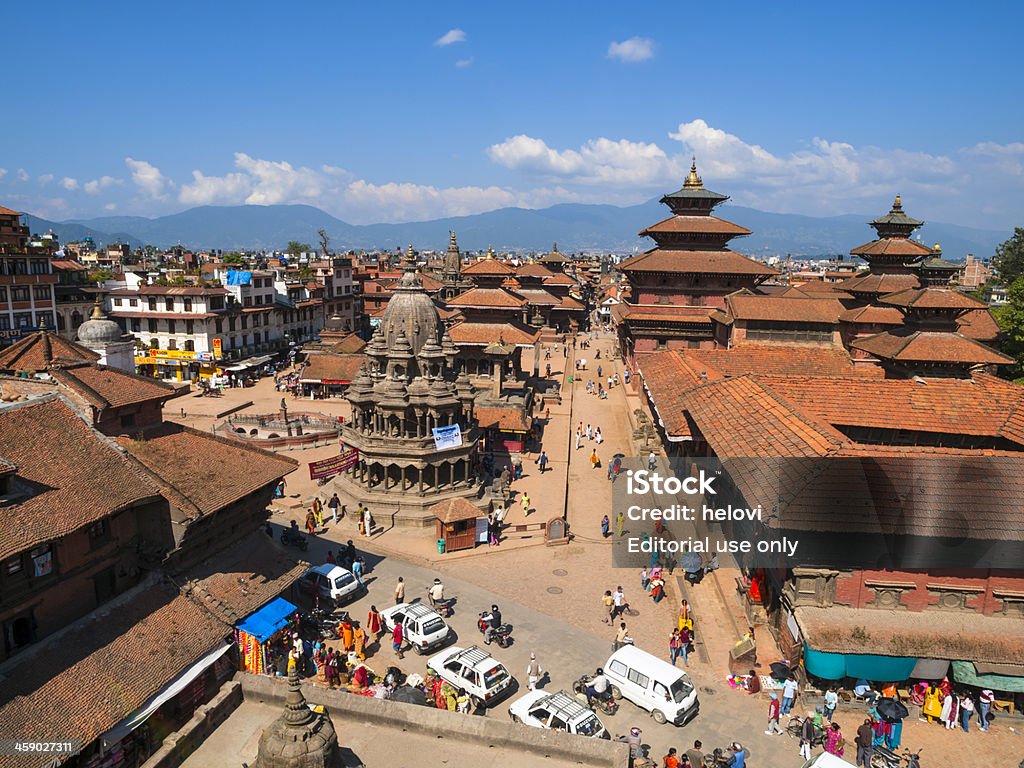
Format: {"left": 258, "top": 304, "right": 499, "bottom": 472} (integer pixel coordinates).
{"left": 804, "top": 644, "right": 918, "bottom": 682}
{"left": 236, "top": 597, "right": 297, "bottom": 643}
{"left": 226, "top": 270, "right": 253, "bottom": 286}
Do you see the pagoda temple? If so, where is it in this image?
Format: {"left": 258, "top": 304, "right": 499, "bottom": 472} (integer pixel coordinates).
{"left": 335, "top": 246, "right": 485, "bottom": 524}
{"left": 615, "top": 159, "right": 778, "bottom": 362}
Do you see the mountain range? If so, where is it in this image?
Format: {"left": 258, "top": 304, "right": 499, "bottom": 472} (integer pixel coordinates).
{"left": 23, "top": 200, "right": 1009, "bottom": 260}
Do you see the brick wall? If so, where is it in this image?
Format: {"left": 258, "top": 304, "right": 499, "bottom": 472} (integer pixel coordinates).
{"left": 833, "top": 568, "right": 1024, "bottom": 616}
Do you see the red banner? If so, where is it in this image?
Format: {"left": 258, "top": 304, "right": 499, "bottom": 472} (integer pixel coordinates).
{"left": 308, "top": 448, "right": 359, "bottom": 480}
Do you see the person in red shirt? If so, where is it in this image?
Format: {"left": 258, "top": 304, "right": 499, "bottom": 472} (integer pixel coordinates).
{"left": 662, "top": 748, "right": 680, "bottom": 768}
{"left": 392, "top": 621, "right": 404, "bottom": 659}
{"left": 766, "top": 692, "right": 783, "bottom": 735}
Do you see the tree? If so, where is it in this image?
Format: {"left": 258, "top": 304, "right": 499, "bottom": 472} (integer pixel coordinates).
{"left": 285, "top": 241, "right": 312, "bottom": 258}
{"left": 993, "top": 227, "right": 1024, "bottom": 285}
{"left": 87, "top": 268, "right": 114, "bottom": 285}
{"left": 223, "top": 252, "right": 245, "bottom": 265}
{"left": 993, "top": 275, "right": 1024, "bottom": 382}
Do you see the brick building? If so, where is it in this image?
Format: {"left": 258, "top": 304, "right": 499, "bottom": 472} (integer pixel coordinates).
{"left": 0, "top": 205, "right": 58, "bottom": 345}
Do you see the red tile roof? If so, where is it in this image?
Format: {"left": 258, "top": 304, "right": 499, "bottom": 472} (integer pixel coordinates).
{"left": 109, "top": 286, "right": 228, "bottom": 296}
{"left": 616, "top": 304, "right": 715, "bottom": 324}
{"left": 839, "top": 272, "right": 920, "bottom": 295}
{"left": 418, "top": 273, "right": 445, "bottom": 291}
{"left": 957, "top": 308, "right": 1001, "bottom": 342}
{"left": 47, "top": 361, "right": 182, "bottom": 411}
{"left": 300, "top": 353, "right": 364, "bottom": 383}
{"left": 0, "top": 396, "right": 159, "bottom": 561}
{"left": 638, "top": 215, "right": 752, "bottom": 237}
{"left": 51, "top": 259, "right": 87, "bottom": 271}
{"left": 724, "top": 294, "right": 844, "bottom": 323}
{"left": 0, "top": 584, "right": 231, "bottom": 767}
{"left": 880, "top": 287, "right": 988, "bottom": 310}
{"left": 117, "top": 424, "right": 297, "bottom": 519}
{"left": 618, "top": 248, "right": 778, "bottom": 276}
{"left": 781, "top": 283, "right": 854, "bottom": 300}
{"left": 515, "top": 263, "right": 555, "bottom": 278}
{"left": 0, "top": 331, "right": 99, "bottom": 373}
{"left": 447, "top": 287, "right": 527, "bottom": 308}
{"left": 557, "top": 295, "right": 585, "bottom": 310}
{"left": 543, "top": 274, "right": 577, "bottom": 286}
{"left": 839, "top": 305, "right": 905, "bottom": 325}
{"left": 474, "top": 406, "right": 531, "bottom": 433}
{"left": 447, "top": 321, "right": 540, "bottom": 347}
{"left": 851, "top": 329, "right": 1012, "bottom": 365}
{"left": 850, "top": 238, "right": 934, "bottom": 257}
{"left": 687, "top": 345, "right": 877, "bottom": 378}
{"left": 516, "top": 289, "right": 560, "bottom": 306}
{"left": 0, "top": 205, "right": 22, "bottom": 216}
{"left": 461, "top": 259, "right": 515, "bottom": 276}
{"left": 326, "top": 333, "right": 367, "bottom": 354}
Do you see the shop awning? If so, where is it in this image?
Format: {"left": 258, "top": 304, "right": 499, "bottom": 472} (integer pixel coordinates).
{"left": 99, "top": 641, "right": 231, "bottom": 750}
{"left": 804, "top": 644, "right": 918, "bottom": 682}
{"left": 236, "top": 596, "right": 297, "bottom": 643}
{"left": 910, "top": 658, "right": 950, "bottom": 680}
{"left": 952, "top": 660, "right": 1024, "bottom": 693}
{"left": 225, "top": 355, "right": 272, "bottom": 372}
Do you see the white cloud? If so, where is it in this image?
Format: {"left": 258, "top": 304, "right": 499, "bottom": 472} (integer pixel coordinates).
{"left": 234, "top": 153, "right": 324, "bottom": 205}
{"left": 61, "top": 177, "right": 79, "bottom": 191}
{"left": 0, "top": 168, "right": 7, "bottom": 180}
{"left": 125, "top": 157, "right": 172, "bottom": 198}
{"left": 607, "top": 37, "right": 655, "bottom": 63}
{"left": 179, "top": 169, "right": 252, "bottom": 205}
{"left": 435, "top": 28, "right": 466, "bottom": 46}
{"left": 38, "top": 174, "right": 54, "bottom": 185}
{"left": 16, "top": 169, "right": 29, "bottom": 182}
{"left": 455, "top": 58, "right": 473, "bottom": 68}
{"left": 343, "top": 180, "right": 516, "bottom": 222}
{"left": 84, "top": 175, "right": 121, "bottom": 195}
{"left": 104, "top": 203, "right": 117, "bottom": 211}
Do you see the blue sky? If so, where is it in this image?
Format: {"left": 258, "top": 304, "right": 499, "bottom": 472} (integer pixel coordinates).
{"left": 2, "top": 0, "right": 1022, "bottom": 229}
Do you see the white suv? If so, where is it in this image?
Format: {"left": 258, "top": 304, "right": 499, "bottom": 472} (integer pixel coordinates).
{"left": 381, "top": 602, "right": 451, "bottom": 654}
{"left": 293, "top": 564, "right": 362, "bottom": 607}
{"left": 509, "top": 690, "right": 608, "bottom": 738}
{"left": 427, "top": 645, "right": 515, "bottom": 707}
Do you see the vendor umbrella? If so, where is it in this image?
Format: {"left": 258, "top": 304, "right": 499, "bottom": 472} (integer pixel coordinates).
{"left": 769, "top": 661, "right": 792, "bottom": 681}
{"left": 681, "top": 552, "right": 702, "bottom": 573}
{"left": 875, "top": 697, "right": 909, "bottom": 722}
{"left": 612, "top": 453, "right": 626, "bottom": 459}
{"left": 390, "top": 686, "right": 428, "bottom": 706}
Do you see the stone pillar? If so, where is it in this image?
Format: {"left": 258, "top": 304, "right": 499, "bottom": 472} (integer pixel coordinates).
{"left": 492, "top": 359, "right": 502, "bottom": 398}
{"left": 533, "top": 340, "right": 541, "bottom": 377}
{"left": 418, "top": 467, "right": 425, "bottom": 494}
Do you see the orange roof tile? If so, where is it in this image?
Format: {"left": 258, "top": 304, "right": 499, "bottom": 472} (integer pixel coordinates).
{"left": 516, "top": 263, "right": 555, "bottom": 278}
{"left": 839, "top": 272, "right": 921, "bottom": 295}
{"left": 851, "top": 329, "right": 1012, "bottom": 365}
{"left": 543, "top": 274, "right": 577, "bottom": 286}
{"left": 839, "top": 305, "right": 905, "bottom": 325}
{"left": 47, "top": 362, "right": 182, "bottom": 410}
{"left": 557, "top": 295, "right": 585, "bottom": 310}
{"left": 0, "top": 397, "right": 159, "bottom": 561}
{"left": 462, "top": 259, "right": 515, "bottom": 276}
{"left": 300, "top": 353, "right": 363, "bottom": 382}
{"left": 957, "top": 308, "right": 1001, "bottom": 342}
{"left": 474, "top": 406, "right": 531, "bottom": 433}
{"left": 639, "top": 214, "right": 751, "bottom": 237}
{"left": 117, "top": 424, "right": 297, "bottom": 518}
{"left": 850, "top": 238, "right": 934, "bottom": 257}
{"left": 880, "top": 287, "right": 988, "bottom": 310}
{"left": 326, "top": 333, "right": 367, "bottom": 354}
{"left": 516, "top": 288, "right": 560, "bottom": 306}
{"left": 447, "top": 287, "right": 528, "bottom": 308}
{"left": 687, "top": 345, "right": 877, "bottom": 378}
{"left": 0, "top": 205, "right": 23, "bottom": 216}
{"left": 447, "top": 321, "right": 540, "bottom": 347}
{"left": 619, "top": 248, "right": 778, "bottom": 276}
{"left": 0, "top": 330, "right": 99, "bottom": 373}
{"left": 725, "top": 294, "right": 844, "bottom": 323}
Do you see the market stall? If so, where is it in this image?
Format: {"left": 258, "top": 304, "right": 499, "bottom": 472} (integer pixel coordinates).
{"left": 430, "top": 498, "right": 481, "bottom": 553}
{"left": 235, "top": 597, "right": 298, "bottom": 675}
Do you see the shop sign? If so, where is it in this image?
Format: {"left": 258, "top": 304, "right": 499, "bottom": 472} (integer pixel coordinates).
{"left": 212, "top": 338, "right": 223, "bottom": 358}
{"left": 308, "top": 448, "right": 359, "bottom": 480}
{"left": 149, "top": 349, "right": 197, "bottom": 360}
{"left": 197, "top": 352, "right": 214, "bottom": 363}
{"left": 432, "top": 424, "right": 463, "bottom": 450}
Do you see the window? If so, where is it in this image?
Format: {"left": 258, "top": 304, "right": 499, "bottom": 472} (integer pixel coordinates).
{"left": 114, "top": 298, "right": 123, "bottom": 307}
{"left": 148, "top": 319, "right": 158, "bottom": 333}
{"left": 14, "top": 313, "right": 32, "bottom": 329}
{"left": 149, "top": 338, "right": 159, "bottom": 349}
{"left": 29, "top": 543, "right": 53, "bottom": 578}
{"left": 626, "top": 668, "right": 649, "bottom": 689}
{"left": 32, "top": 286, "right": 50, "bottom": 301}
{"left": 164, "top": 298, "right": 174, "bottom": 311}
{"left": 183, "top": 298, "right": 192, "bottom": 311}
{"left": 0, "top": 316, "right": 8, "bottom": 330}
{"left": 241, "top": 316, "right": 248, "bottom": 330}
{"left": 87, "top": 519, "right": 111, "bottom": 546}
{"left": 167, "top": 320, "right": 176, "bottom": 334}
{"left": 229, "top": 317, "right": 236, "bottom": 332}
{"left": 167, "top": 339, "right": 177, "bottom": 350}
{"left": 184, "top": 340, "right": 194, "bottom": 352}
{"left": 4, "top": 555, "right": 22, "bottom": 576}
{"left": 129, "top": 298, "right": 138, "bottom": 307}
{"left": 186, "top": 319, "right": 194, "bottom": 334}
{"left": 148, "top": 298, "right": 157, "bottom": 311}
{"left": 215, "top": 319, "right": 223, "bottom": 333}
{"left": 243, "top": 296, "right": 252, "bottom": 307}
{"left": 29, "top": 260, "right": 49, "bottom": 275}
{"left": 209, "top": 297, "right": 224, "bottom": 310}
{"left": 10, "top": 287, "right": 29, "bottom": 302}
{"left": 0, "top": 287, "right": 6, "bottom": 302}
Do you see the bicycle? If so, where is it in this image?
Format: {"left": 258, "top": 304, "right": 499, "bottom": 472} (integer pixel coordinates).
{"left": 785, "top": 715, "right": 824, "bottom": 746}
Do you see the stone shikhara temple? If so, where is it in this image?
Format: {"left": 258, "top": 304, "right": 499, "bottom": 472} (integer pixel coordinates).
{"left": 336, "top": 247, "right": 485, "bottom": 525}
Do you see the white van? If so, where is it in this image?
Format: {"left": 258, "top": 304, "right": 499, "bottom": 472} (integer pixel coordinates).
{"left": 800, "top": 754, "right": 856, "bottom": 768}
{"left": 381, "top": 602, "right": 452, "bottom": 654}
{"left": 603, "top": 645, "right": 699, "bottom": 726}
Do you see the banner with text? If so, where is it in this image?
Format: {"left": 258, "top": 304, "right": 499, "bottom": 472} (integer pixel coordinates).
{"left": 432, "top": 424, "right": 463, "bottom": 450}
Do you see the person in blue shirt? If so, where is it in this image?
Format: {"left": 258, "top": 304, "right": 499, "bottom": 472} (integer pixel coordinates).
{"left": 726, "top": 742, "right": 747, "bottom": 768}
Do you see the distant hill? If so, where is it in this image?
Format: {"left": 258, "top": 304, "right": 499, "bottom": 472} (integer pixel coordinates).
{"left": 23, "top": 200, "right": 1009, "bottom": 259}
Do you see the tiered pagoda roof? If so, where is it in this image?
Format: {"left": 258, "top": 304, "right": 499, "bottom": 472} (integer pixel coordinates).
{"left": 848, "top": 194, "right": 933, "bottom": 271}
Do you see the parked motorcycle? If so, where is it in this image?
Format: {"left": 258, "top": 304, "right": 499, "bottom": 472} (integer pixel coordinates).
{"left": 477, "top": 612, "right": 514, "bottom": 648}
{"left": 573, "top": 675, "right": 619, "bottom": 716}
{"left": 869, "top": 746, "right": 921, "bottom": 768}
{"left": 281, "top": 525, "right": 309, "bottom": 552}
{"left": 302, "top": 608, "right": 340, "bottom": 640}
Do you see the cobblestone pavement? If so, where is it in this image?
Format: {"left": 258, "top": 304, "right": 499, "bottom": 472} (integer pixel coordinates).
{"left": 173, "top": 349, "right": 1024, "bottom": 765}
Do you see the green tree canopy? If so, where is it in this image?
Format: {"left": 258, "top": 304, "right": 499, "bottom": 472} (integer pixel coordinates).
{"left": 223, "top": 252, "right": 245, "bottom": 265}
{"left": 993, "top": 227, "right": 1024, "bottom": 285}
{"left": 993, "top": 275, "right": 1024, "bottom": 382}
{"left": 87, "top": 268, "right": 114, "bottom": 285}
{"left": 285, "top": 241, "right": 312, "bottom": 258}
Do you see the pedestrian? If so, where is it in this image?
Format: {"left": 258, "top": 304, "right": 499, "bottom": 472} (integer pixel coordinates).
{"left": 586, "top": 424, "right": 592, "bottom": 441}
{"left": 326, "top": 550, "right": 336, "bottom": 565}
{"left": 428, "top": 578, "right": 444, "bottom": 608}
{"left": 595, "top": 427, "right": 603, "bottom": 444}
{"left": 799, "top": 710, "right": 816, "bottom": 760}
{"left": 352, "top": 556, "right": 364, "bottom": 588}
{"left": 941, "top": 688, "right": 958, "bottom": 730}
{"left": 612, "top": 456, "right": 622, "bottom": 481}
{"left": 601, "top": 515, "right": 610, "bottom": 538}
{"left": 825, "top": 722, "right": 845, "bottom": 758}
{"left": 590, "top": 449, "right": 600, "bottom": 469}
{"left": 669, "top": 629, "right": 682, "bottom": 666}
{"left": 392, "top": 621, "right": 405, "bottom": 659}
{"left": 640, "top": 567, "right": 650, "bottom": 591}
{"left": 678, "top": 626, "right": 690, "bottom": 665}
{"left": 614, "top": 621, "right": 629, "bottom": 651}
{"left": 275, "top": 478, "right": 287, "bottom": 498}
{"left": 979, "top": 688, "right": 993, "bottom": 732}
{"left": 394, "top": 576, "right": 405, "bottom": 605}
{"left": 305, "top": 509, "right": 317, "bottom": 535}
{"left": 685, "top": 742, "right": 704, "bottom": 768}
{"left": 663, "top": 748, "right": 680, "bottom": 768}
{"left": 960, "top": 693, "right": 974, "bottom": 732}
{"left": 624, "top": 369, "right": 630, "bottom": 385}
{"left": 616, "top": 510, "right": 625, "bottom": 536}
{"left": 855, "top": 719, "right": 874, "bottom": 767}
{"left": 650, "top": 576, "right": 666, "bottom": 603}
{"left": 366, "top": 605, "right": 383, "bottom": 642}
{"left": 574, "top": 431, "right": 582, "bottom": 450}
{"left": 607, "top": 376, "right": 612, "bottom": 391}
{"left": 352, "top": 622, "right": 366, "bottom": 661}
{"left": 362, "top": 507, "right": 373, "bottom": 537}
{"left": 537, "top": 451, "right": 549, "bottom": 474}
{"left": 526, "top": 653, "right": 543, "bottom": 691}
{"left": 312, "top": 497, "right": 324, "bottom": 528}
{"left": 597, "top": 365, "right": 602, "bottom": 378}
{"left": 612, "top": 585, "right": 625, "bottom": 618}
{"left": 328, "top": 493, "right": 341, "bottom": 523}
{"left": 602, "top": 590, "right": 615, "bottom": 624}
{"left": 824, "top": 686, "right": 838, "bottom": 723}
{"left": 344, "top": 539, "right": 356, "bottom": 570}
{"left": 765, "top": 693, "right": 783, "bottom": 735}
{"left": 781, "top": 675, "right": 799, "bottom": 716}
{"left": 648, "top": 451, "right": 657, "bottom": 471}
{"left": 521, "top": 492, "right": 531, "bottom": 516}
{"left": 545, "top": 362, "right": 551, "bottom": 377}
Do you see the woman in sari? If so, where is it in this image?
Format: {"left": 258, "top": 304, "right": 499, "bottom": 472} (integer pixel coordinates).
{"left": 922, "top": 684, "right": 943, "bottom": 723}
{"left": 353, "top": 623, "right": 366, "bottom": 660}
{"left": 940, "top": 690, "right": 958, "bottom": 730}
{"left": 340, "top": 618, "right": 354, "bottom": 652}
{"left": 824, "top": 723, "right": 845, "bottom": 757}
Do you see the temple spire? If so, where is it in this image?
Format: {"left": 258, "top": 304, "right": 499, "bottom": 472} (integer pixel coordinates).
{"left": 684, "top": 156, "right": 703, "bottom": 189}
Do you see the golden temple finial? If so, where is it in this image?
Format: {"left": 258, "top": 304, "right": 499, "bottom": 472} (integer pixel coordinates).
{"left": 933, "top": 242, "right": 942, "bottom": 254}
{"left": 893, "top": 194, "right": 903, "bottom": 211}
{"left": 684, "top": 156, "right": 703, "bottom": 189}
{"left": 90, "top": 297, "right": 105, "bottom": 320}
{"left": 552, "top": 241, "right": 558, "bottom": 253}
{"left": 407, "top": 243, "right": 414, "bottom": 259}
{"left": 449, "top": 230, "right": 457, "bottom": 247}
{"left": 486, "top": 245, "right": 494, "bottom": 259}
